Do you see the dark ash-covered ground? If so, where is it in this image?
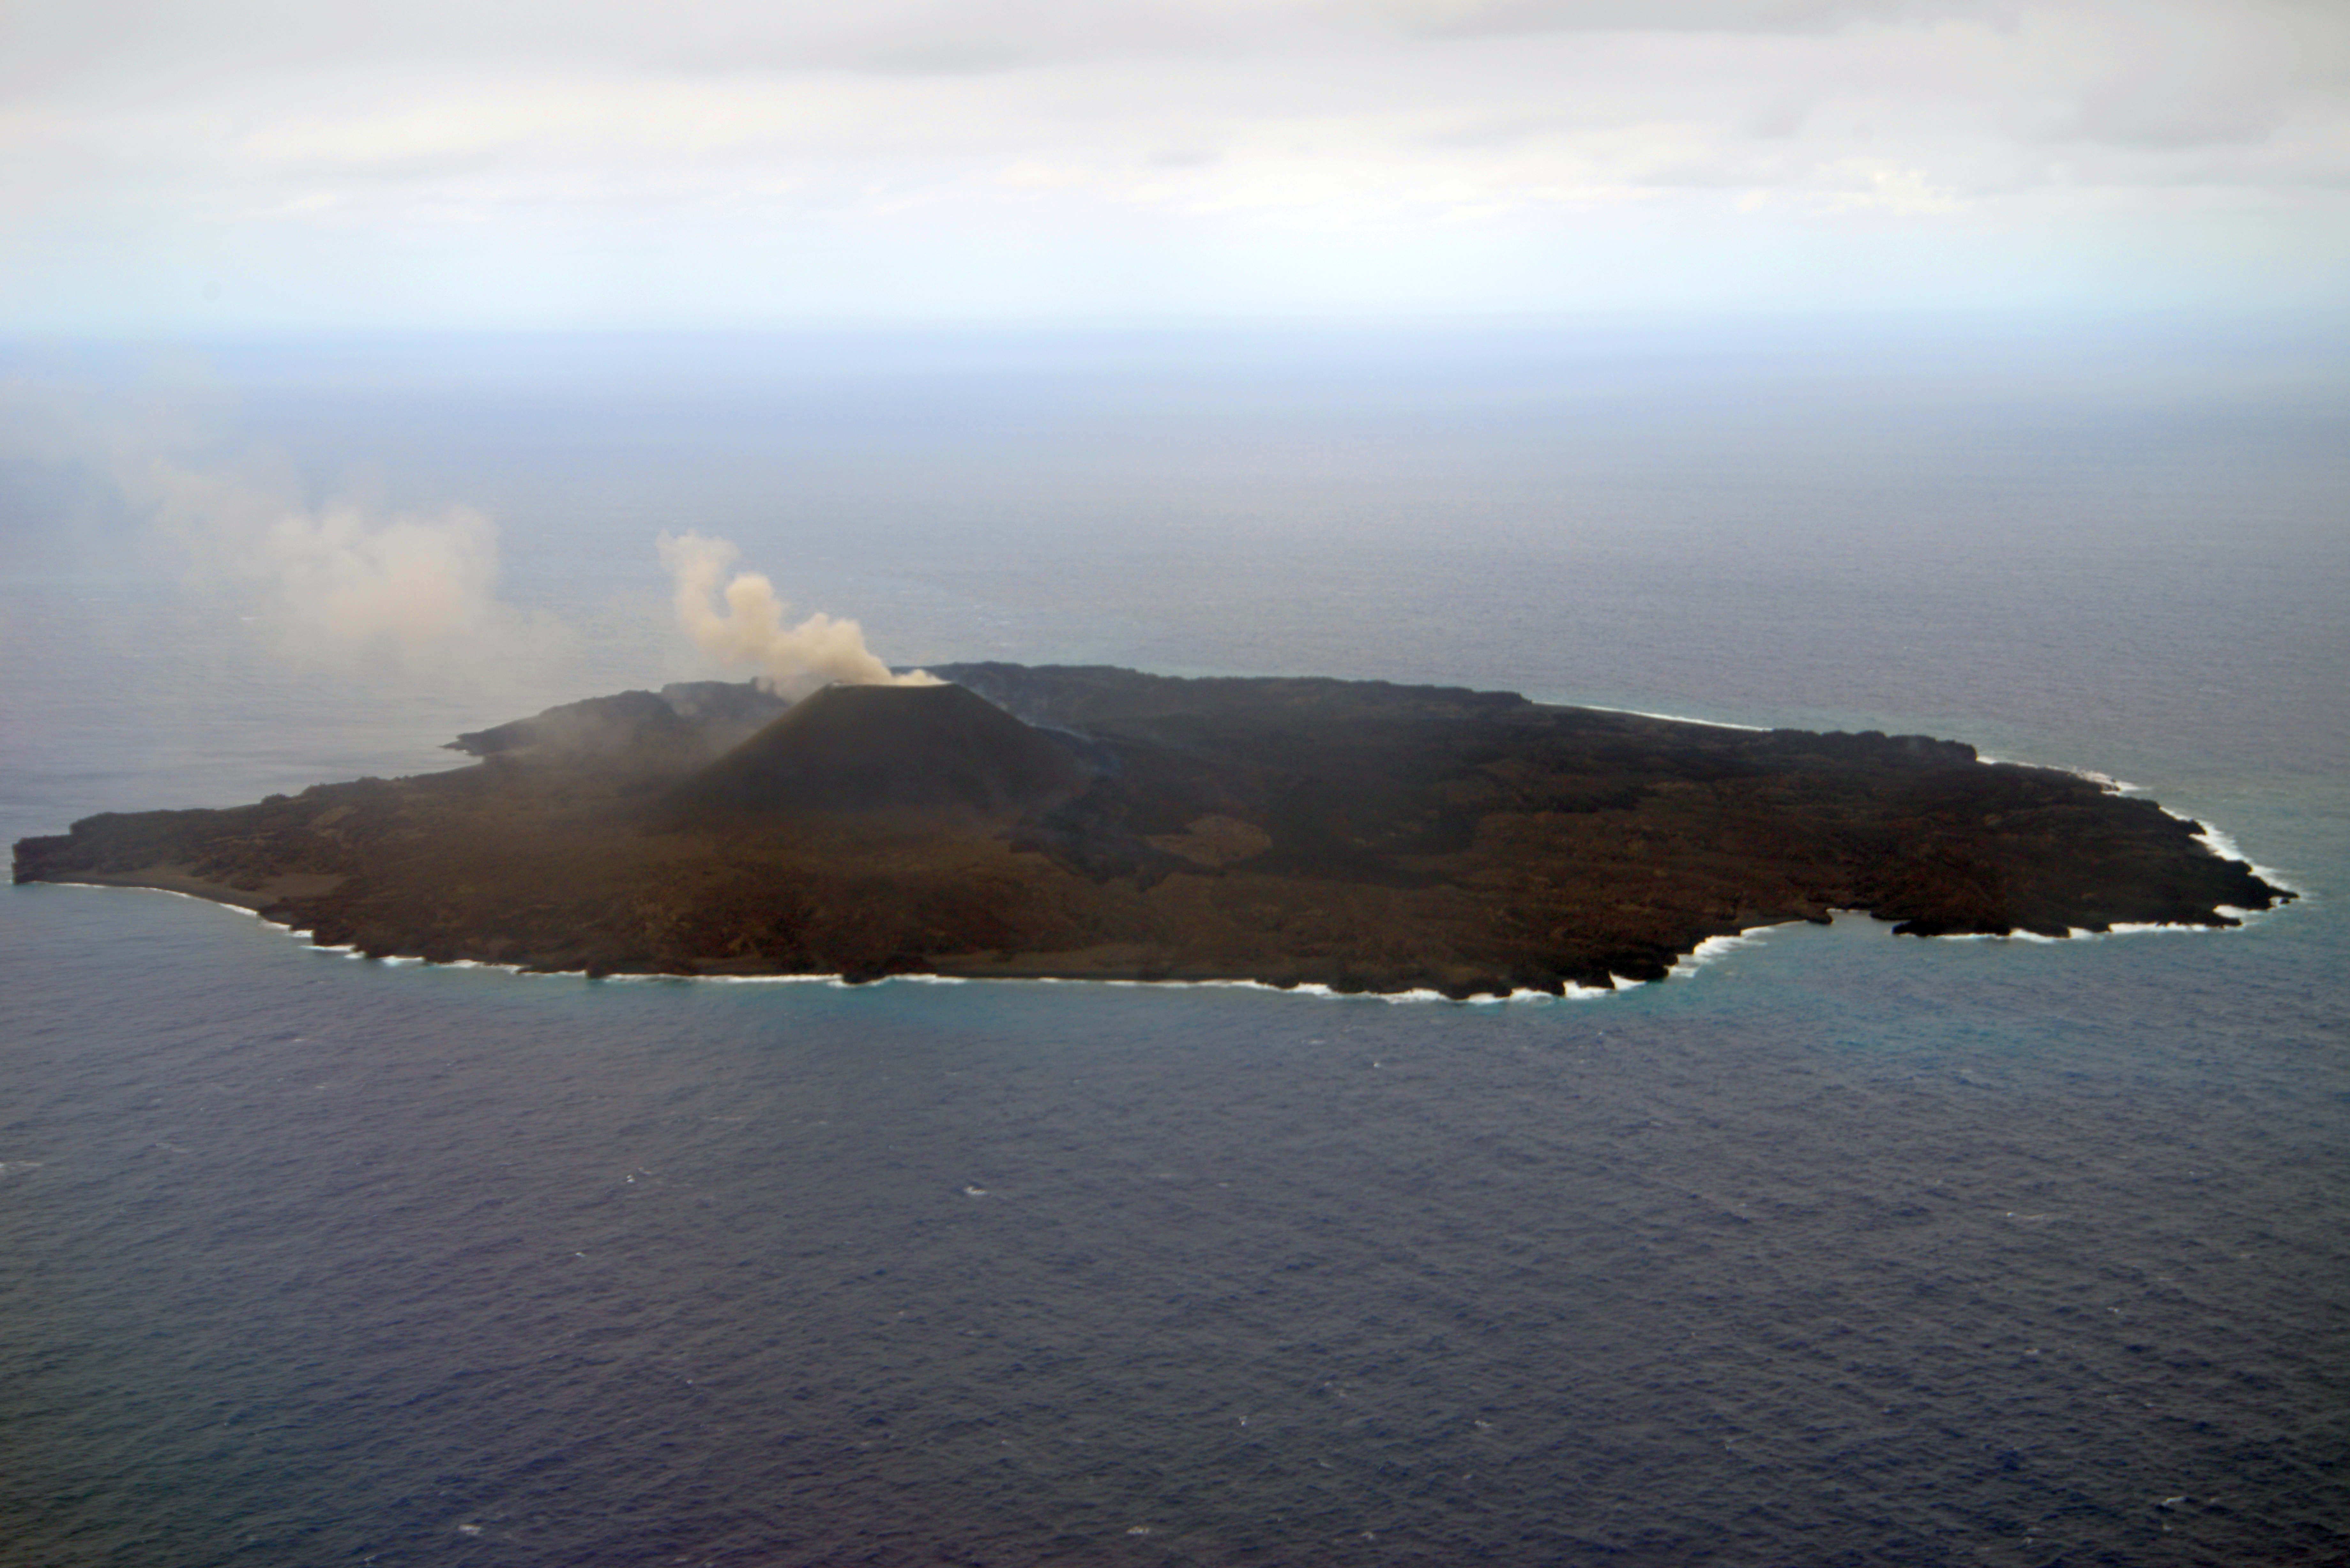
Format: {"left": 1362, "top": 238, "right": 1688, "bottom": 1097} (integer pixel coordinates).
{"left": 12, "top": 666, "right": 2290, "bottom": 995}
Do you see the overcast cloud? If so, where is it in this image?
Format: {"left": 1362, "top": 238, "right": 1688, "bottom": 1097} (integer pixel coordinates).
{"left": 5, "top": 0, "right": 2345, "bottom": 328}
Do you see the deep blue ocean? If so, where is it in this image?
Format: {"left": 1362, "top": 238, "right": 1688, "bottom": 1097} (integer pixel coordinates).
{"left": 3, "top": 318, "right": 2346, "bottom": 1565}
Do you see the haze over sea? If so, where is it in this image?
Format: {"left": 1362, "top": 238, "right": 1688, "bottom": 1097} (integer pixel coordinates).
{"left": 3, "top": 319, "right": 2346, "bottom": 1565}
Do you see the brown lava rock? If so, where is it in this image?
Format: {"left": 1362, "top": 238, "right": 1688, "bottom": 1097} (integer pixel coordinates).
{"left": 12, "top": 665, "right": 2293, "bottom": 997}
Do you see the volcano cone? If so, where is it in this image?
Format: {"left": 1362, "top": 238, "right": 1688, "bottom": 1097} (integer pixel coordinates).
{"left": 682, "top": 682, "right": 1090, "bottom": 815}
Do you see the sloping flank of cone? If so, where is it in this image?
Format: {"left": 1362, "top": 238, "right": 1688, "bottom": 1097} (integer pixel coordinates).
{"left": 682, "top": 681, "right": 1091, "bottom": 815}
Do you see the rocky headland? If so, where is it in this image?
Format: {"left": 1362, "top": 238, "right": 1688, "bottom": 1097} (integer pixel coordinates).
{"left": 12, "top": 665, "right": 2292, "bottom": 997}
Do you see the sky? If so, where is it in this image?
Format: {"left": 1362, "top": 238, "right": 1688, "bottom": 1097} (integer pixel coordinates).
{"left": 5, "top": 0, "right": 2349, "bottom": 331}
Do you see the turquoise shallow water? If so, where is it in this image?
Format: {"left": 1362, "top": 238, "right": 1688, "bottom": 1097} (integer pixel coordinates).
{"left": 2, "top": 321, "right": 2346, "bottom": 1564}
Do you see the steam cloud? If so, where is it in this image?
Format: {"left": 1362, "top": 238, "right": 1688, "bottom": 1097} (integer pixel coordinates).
{"left": 117, "top": 443, "right": 554, "bottom": 670}
{"left": 658, "top": 531, "right": 937, "bottom": 699}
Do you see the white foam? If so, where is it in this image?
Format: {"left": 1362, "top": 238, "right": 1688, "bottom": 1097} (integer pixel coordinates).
{"left": 49, "top": 880, "right": 267, "bottom": 912}
{"left": 699, "top": 972, "right": 846, "bottom": 985}
{"left": 2174, "top": 814, "right": 2303, "bottom": 894}
{"left": 1575, "top": 704, "right": 1771, "bottom": 732}
{"left": 853, "top": 972, "right": 1629, "bottom": 1005}
{"left": 1467, "top": 987, "right": 1594, "bottom": 1005}
{"left": 1974, "top": 753, "right": 2143, "bottom": 794}
{"left": 1925, "top": 909, "right": 2285, "bottom": 944}
{"left": 2069, "top": 766, "right": 2140, "bottom": 795}
{"left": 2074, "top": 916, "right": 2275, "bottom": 937}
{"left": 1665, "top": 923, "right": 1793, "bottom": 978}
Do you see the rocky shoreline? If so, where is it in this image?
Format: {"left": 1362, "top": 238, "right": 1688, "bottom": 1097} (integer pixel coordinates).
{"left": 12, "top": 665, "right": 2293, "bottom": 998}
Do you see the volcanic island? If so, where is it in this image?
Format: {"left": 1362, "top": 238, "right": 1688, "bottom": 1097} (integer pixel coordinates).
{"left": 12, "top": 664, "right": 2293, "bottom": 997}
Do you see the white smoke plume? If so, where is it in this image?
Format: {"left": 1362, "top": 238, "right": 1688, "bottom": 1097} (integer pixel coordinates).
{"left": 658, "top": 531, "right": 937, "bottom": 700}
{"left": 116, "top": 442, "right": 559, "bottom": 671}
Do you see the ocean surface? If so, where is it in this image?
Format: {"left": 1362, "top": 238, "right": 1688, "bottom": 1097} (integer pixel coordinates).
{"left": 3, "top": 318, "right": 2346, "bottom": 1565}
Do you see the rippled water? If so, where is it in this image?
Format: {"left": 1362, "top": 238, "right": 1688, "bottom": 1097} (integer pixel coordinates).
{"left": 3, "top": 321, "right": 2346, "bottom": 1565}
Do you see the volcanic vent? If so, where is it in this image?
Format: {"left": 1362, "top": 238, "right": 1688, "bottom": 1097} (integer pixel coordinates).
{"left": 681, "top": 681, "right": 1092, "bottom": 816}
